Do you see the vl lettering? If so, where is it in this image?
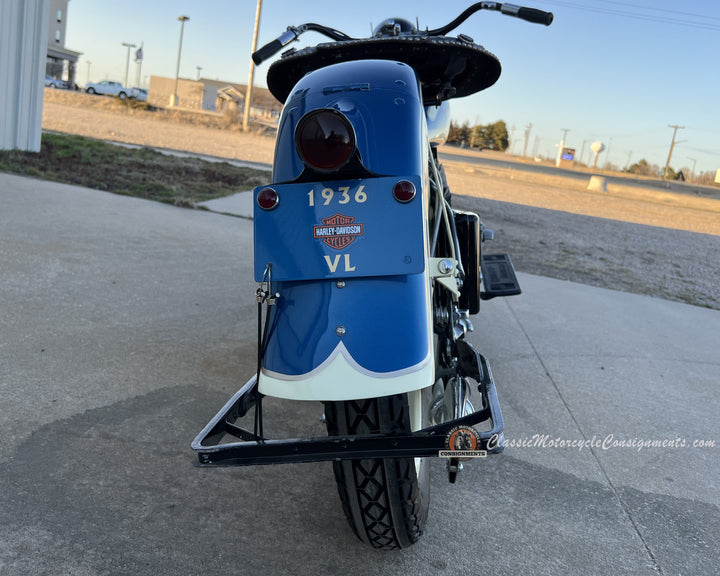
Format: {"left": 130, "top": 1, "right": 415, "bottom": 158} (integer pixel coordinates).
{"left": 324, "top": 254, "right": 356, "bottom": 273}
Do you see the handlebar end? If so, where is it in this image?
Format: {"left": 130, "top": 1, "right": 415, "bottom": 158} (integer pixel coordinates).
{"left": 252, "top": 38, "right": 283, "bottom": 66}
{"left": 517, "top": 7, "right": 553, "bottom": 26}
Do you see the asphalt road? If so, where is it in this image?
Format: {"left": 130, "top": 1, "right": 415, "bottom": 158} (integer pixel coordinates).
{"left": 2, "top": 172, "right": 719, "bottom": 576}
{"left": 439, "top": 150, "right": 717, "bottom": 198}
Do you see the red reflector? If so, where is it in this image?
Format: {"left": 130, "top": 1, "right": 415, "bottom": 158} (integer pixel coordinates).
{"left": 393, "top": 180, "right": 416, "bottom": 203}
{"left": 257, "top": 187, "right": 279, "bottom": 210}
{"left": 296, "top": 109, "right": 356, "bottom": 172}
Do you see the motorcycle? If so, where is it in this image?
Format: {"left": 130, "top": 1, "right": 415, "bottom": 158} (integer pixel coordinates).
{"left": 193, "top": 2, "right": 553, "bottom": 549}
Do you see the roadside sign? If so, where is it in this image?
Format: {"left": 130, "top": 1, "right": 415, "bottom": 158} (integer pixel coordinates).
{"left": 561, "top": 147, "right": 575, "bottom": 161}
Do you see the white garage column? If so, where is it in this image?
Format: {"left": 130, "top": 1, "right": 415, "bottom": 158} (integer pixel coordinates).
{"left": 0, "top": 0, "right": 49, "bottom": 152}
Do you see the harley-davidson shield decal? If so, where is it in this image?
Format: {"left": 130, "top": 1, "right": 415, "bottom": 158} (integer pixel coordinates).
{"left": 313, "top": 213, "right": 364, "bottom": 250}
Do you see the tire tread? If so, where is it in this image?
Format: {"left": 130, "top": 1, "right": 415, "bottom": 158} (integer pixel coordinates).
{"left": 324, "top": 394, "right": 429, "bottom": 550}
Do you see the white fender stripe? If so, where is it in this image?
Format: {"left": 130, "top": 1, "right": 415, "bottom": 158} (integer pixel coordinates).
{"left": 259, "top": 342, "right": 434, "bottom": 401}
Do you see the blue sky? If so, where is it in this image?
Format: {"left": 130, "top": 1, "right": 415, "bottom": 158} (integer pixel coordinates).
{"left": 65, "top": 0, "right": 719, "bottom": 175}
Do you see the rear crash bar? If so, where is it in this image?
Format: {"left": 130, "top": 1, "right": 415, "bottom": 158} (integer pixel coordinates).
{"left": 191, "top": 346, "right": 503, "bottom": 467}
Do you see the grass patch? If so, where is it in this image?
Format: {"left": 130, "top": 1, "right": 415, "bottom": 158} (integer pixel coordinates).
{"left": 0, "top": 133, "right": 268, "bottom": 206}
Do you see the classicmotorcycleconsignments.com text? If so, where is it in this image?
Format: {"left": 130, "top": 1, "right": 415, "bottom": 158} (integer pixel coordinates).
{"left": 488, "top": 434, "right": 716, "bottom": 452}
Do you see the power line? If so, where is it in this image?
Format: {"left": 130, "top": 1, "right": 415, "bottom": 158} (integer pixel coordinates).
{"left": 598, "top": 0, "right": 720, "bottom": 22}
{"left": 539, "top": 0, "right": 720, "bottom": 32}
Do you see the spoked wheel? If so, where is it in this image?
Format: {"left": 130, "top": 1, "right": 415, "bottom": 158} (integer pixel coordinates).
{"left": 324, "top": 389, "right": 431, "bottom": 549}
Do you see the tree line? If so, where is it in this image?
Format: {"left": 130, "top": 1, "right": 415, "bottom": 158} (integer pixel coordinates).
{"left": 447, "top": 120, "right": 509, "bottom": 151}
{"left": 446, "top": 119, "right": 716, "bottom": 185}
{"left": 627, "top": 159, "right": 677, "bottom": 179}
{"left": 625, "top": 158, "right": 717, "bottom": 184}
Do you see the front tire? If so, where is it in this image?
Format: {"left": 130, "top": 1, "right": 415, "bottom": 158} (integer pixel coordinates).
{"left": 324, "top": 390, "right": 430, "bottom": 549}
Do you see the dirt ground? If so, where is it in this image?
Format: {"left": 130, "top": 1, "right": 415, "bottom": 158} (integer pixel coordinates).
{"left": 42, "top": 89, "right": 277, "bottom": 165}
{"left": 41, "top": 89, "right": 720, "bottom": 309}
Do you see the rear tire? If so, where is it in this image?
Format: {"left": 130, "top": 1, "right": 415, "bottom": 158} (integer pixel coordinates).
{"left": 324, "top": 390, "right": 430, "bottom": 549}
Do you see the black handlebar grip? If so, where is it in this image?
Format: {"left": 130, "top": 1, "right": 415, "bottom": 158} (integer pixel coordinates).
{"left": 518, "top": 7, "right": 554, "bottom": 26}
{"left": 252, "top": 38, "right": 283, "bottom": 65}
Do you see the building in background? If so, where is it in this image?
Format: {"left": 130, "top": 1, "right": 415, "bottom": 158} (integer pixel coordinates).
{"left": 148, "top": 76, "right": 280, "bottom": 123}
{"left": 47, "top": 0, "right": 81, "bottom": 87}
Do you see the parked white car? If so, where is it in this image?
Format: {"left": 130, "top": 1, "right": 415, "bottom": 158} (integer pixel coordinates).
{"left": 85, "top": 80, "right": 131, "bottom": 100}
{"left": 130, "top": 87, "right": 148, "bottom": 101}
{"left": 44, "top": 74, "right": 68, "bottom": 89}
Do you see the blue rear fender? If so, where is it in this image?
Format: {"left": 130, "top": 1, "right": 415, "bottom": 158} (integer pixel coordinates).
{"left": 262, "top": 273, "right": 431, "bottom": 377}
{"left": 256, "top": 59, "right": 434, "bottom": 400}
{"left": 272, "top": 59, "right": 426, "bottom": 181}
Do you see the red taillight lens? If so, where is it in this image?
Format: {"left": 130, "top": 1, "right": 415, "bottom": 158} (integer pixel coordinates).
{"left": 295, "top": 109, "right": 356, "bottom": 172}
{"left": 393, "top": 180, "right": 416, "bottom": 203}
{"left": 257, "top": 187, "right": 279, "bottom": 210}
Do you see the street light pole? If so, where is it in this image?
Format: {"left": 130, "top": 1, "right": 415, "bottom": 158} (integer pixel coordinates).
{"left": 172, "top": 15, "right": 190, "bottom": 107}
{"left": 121, "top": 42, "right": 136, "bottom": 87}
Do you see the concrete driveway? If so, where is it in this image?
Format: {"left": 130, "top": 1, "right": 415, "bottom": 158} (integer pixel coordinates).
{"left": 1, "top": 172, "right": 718, "bottom": 575}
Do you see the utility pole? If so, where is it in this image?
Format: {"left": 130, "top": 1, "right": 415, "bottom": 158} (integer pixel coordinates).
{"left": 555, "top": 128, "right": 570, "bottom": 167}
{"left": 243, "top": 0, "right": 263, "bottom": 131}
{"left": 522, "top": 122, "right": 532, "bottom": 157}
{"left": 172, "top": 15, "right": 190, "bottom": 107}
{"left": 579, "top": 140, "right": 587, "bottom": 166}
{"left": 663, "top": 124, "right": 684, "bottom": 180}
{"left": 507, "top": 124, "right": 515, "bottom": 154}
{"left": 532, "top": 136, "right": 540, "bottom": 158}
{"left": 624, "top": 151, "right": 632, "bottom": 172}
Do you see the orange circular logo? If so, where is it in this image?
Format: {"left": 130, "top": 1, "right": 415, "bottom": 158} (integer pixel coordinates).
{"left": 446, "top": 426, "right": 480, "bottom": 453}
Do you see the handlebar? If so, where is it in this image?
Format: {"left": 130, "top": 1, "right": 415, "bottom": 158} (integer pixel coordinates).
{"left": 426, "top": 2, "right": 552, "bottom": 35}
{"left": 252, "top": 22, "right": 353, "bottom": 65}
{"left": 503, "top": 4, "right": 554, "bottom": 26}
{"left": 252, "top": 1, "right": 553, "bottom": 65}
{"left": 252, "top": 29, "right": 299, "bottom": 65}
